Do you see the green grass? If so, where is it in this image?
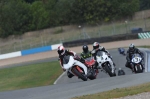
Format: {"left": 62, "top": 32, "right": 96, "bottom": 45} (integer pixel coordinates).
{"left": 72, "top": 82, "right": 150, "bottom": 99}
{"left": 0, "top": 61, "right": 62, "bottom": 92}
{"left": 139, "top": 45, "right": 150, "bottom": 48}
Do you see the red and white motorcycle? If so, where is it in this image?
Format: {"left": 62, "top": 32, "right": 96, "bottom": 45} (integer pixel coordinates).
{"left": 63, "top": 55, "right": 88, "bottom": 81}
{"left": 84, "top": 56, "right": 99, "bottom": 80}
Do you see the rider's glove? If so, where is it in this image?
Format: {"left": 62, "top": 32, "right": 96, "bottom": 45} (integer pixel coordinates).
{"left": 91, "top": 50, "right": 95, "bottom": 54}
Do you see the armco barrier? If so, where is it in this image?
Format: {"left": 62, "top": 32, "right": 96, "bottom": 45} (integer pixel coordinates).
{"left": 0, "top": 43, "right": 62, "bottom": 60}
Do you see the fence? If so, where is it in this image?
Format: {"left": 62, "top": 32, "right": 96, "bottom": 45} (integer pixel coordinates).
{"left": 0, "top": 11, "right": 150, "bottom": 54}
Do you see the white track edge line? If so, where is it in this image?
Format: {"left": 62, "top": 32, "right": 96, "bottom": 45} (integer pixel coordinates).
{"left": 53, "top": 72, "right": 66, "bottom": 85}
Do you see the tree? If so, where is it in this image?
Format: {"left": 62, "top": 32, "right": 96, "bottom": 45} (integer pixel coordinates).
{"left": 0, "top": 0, "right": 31, "bottom": 37}
{"left": 70, "top": 0, "right": 140, "bottom": 24}
{"left": 116, "top": 0, "right": 140, "bottom": 17}
{"left": 140, "top": 0, "right": 150, "bottom": 10}
{"left": 30, "top": 1, "right": 49, "bottom": 30}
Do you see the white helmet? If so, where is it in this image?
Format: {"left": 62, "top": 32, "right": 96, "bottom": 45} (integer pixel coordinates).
{"left": 57, "top": 45, "right": 65, "bottom": 55}
{"left": 93, "top": 42, "right": 100, "bottom": 50}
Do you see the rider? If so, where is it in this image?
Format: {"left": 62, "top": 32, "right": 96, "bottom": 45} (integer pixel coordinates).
{"left": 91, "top": 42, "right": 110, "bottom": 58}
{"left": 80, "top": 45, "right": 92, "bottom": 62}
{"left": 57, "top": 45, "right": 87, "bottom": 78}
{"left": 91, "top": 42, "right": 115, "bottom": 73}
{"left": 125, "top": 43, "right": 144, "bottom": 72}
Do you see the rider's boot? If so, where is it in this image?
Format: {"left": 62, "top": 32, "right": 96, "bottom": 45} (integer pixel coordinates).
{"left": 67, "top": 71, "right": 74, "bottom": 78}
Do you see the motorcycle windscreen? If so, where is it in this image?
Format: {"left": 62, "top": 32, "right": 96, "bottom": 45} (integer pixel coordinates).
{"left": 96, "top": 51, "right": 104, "bottom": 57}
{"left": 63, "top": 55, "right": 74, "bottom": 70}
{"left": 85, "top": 57, "right": 95, "bottom": 66}
{"left": 131, "top": 54, "right": 142, "bottom": 63}
{"left": 85, "top": 57, "right": 93, "bottom": 62}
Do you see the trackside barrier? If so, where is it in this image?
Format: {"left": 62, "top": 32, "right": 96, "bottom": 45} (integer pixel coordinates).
{"left": 138, "top": 32, "right": 150, "bottom": 39}
{"left": 51, "top": 43, "right": 63, "bottom": 50}
{"left": 0, "top": 43, "right": 62, "bottom": 60}
{"left": 0, "top": 51, "right": 21, "bottom": 60}
{"left": 21, "top": 46, "right": 52, "bottom": 56}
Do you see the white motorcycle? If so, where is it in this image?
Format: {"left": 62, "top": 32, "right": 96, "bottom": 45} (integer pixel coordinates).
{"left": 63, "top": 55, "right": 88, "bottom": 81}
{"left": 96, "top": 51, "right": 116, "bottom": 77}
{"left": 131, "top": 53, "right": 143, "bottom": 73}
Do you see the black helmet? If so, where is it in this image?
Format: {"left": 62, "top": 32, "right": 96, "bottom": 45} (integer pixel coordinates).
{"left": 93, "top": 42, "right": 99, "bottom": 50}
{"left": 82, "top": 45, "right": 89, "bottom": 53}
{"left": 129, "top": 43, "right": 135, "bottom": 51}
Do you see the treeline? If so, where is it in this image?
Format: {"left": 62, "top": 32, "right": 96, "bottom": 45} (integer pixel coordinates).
{"left": 0, "top": 0, "right": 149, "bottom": 38}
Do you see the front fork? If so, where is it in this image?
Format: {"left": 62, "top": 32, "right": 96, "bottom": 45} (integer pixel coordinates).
{"left": 109, "top": 60, "right": 115, "bottom": 73}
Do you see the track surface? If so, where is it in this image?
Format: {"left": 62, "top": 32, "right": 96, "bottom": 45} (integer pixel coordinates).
{"left": 56, "top": 49, "right": 133, "bottom": 84}
{"left": 0, "top": 49, "right": 150, "bottom": 99}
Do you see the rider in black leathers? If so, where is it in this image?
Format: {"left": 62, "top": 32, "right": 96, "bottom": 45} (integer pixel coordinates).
{"left": 80, "top": 45, "right": 92, "bottom": 62}
{"left": 125, "top": 43, "right": 144, "bottom": 71}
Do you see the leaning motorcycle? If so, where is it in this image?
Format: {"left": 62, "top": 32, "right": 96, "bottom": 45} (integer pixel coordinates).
{"left": 118, "top": 48, "right": 126, "bottom": 56}
{"left": 131, "top": 53, "right": 143, "bottom": 73}
{"left": 63, "top": 55, "right": 88, "bottom": 81}
{"left": 96, "top": 51, "right": 116, "bottom": 77}
{"left": 84, "top": 56, "right": 98, "bottom": 80}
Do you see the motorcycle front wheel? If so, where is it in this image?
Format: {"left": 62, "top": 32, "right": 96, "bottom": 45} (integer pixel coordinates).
{"left": 104, "top": 64, "right": 116, "bottom": 77}
{"left": 72, "top": 67, "right": 87, "bottom": 81}
{"left": 134, "top": 65, "right": 143, "bottom": 73}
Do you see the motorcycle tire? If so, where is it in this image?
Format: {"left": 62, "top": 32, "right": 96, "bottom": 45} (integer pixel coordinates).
{"left": 134, "top": 65, "right": 143, "bottom": 73}
{"left": 104, "top": 65, "right": 116, "bottom": 77}
{"left": 88, "top": 69, "right": 97, "bottom": 80}
{"left": 72, "top": 67, "right": 87, "bottom": 81}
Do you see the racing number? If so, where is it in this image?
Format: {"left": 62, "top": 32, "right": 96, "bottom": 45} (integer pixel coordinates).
{"left": 134, "top": 57, "right": 139, "bottom": 62}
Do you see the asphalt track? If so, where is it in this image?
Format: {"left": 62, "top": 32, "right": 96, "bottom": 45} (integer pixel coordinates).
{"left": 0, "top": 48, "right": 150, "bottom": 99}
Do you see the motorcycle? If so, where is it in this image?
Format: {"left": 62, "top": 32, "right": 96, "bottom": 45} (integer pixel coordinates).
{"left": 131, "top": 53, "right": 143, "bottom": 73}
{"left": 84, "top": 56, "right": 98, "bottom": 80}
{"left": 63, "top": 55, "right": 88, "bottom": 81}
{"left": 118, "top": 48, "right": 126, "bottom": 56}
{"left": 96, "top": 51, "right": 116, "bottom": 77}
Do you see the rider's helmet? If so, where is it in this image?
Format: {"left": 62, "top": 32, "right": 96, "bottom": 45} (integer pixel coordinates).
{"left": 82, "top": 45, "right": 89, "bottom": 53}
{"left": 129, "top": 43, "right": 135, "bottom": 52}
{"left": 93, "top": 42, "right": 100, "bottom": 50}
{"left": 57, "top": 45, "right": 65, "bottom": 56}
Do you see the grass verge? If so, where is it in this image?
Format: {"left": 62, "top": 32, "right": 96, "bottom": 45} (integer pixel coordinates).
{"left": 0, "top": 61, "right": 62, "bottom": 92}
{"left": 72, "top": 82, "right": 150, "bottom": 99}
